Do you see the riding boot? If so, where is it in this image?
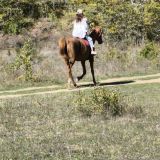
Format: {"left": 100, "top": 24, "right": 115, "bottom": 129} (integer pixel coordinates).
{"left": 91, "top": 47, "right": 97, "bottom": 55}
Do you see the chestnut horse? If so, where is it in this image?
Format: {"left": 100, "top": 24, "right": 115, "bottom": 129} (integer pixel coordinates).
{"left": 58, "top": 27, "right": 103, "bottom": 87}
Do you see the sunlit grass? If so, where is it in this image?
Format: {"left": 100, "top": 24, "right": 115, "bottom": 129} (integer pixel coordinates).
{"left": 0, "top": 83, "right": 160, "bottom": 159}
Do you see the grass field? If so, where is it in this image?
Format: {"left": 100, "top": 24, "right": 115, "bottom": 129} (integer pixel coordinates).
{"left": 0, "top": 83, "right": 160, "bottom": 160}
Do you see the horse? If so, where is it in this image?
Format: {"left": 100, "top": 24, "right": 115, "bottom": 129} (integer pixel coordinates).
{"left": 58, "top": 27, "right": 103, "bottom": 87}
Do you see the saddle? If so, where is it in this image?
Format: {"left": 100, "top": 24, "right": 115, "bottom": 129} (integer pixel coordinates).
{"left": 74, "top": 37, "right": 90, "bottom": 47}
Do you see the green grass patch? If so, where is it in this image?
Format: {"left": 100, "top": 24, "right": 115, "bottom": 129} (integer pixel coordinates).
{"left": 0, "top": 83, "right": 160, "bottom": 159}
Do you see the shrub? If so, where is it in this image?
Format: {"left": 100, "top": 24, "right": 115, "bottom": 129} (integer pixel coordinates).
{"left": 140, "top": 42, "right": 159, "bottom": 60}
{"left": 11, "top": 39, "right": 37, "bottom": 81}
{"left": 73, "top": 88, "right": 143, "bottom": 119}
{"left": 74, "top": 88, "right": 126, "bottom": 118}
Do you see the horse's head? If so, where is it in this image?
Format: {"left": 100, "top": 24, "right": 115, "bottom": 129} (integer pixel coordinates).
{"left": 90, "top": 27, "right": 103, "bottom": 44}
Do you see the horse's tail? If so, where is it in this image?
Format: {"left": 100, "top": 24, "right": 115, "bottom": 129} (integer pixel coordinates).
{"left": 58, "top": 37, "right": 67, "bottom": 57}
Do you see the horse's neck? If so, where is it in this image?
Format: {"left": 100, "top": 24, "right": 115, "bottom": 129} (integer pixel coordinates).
{"left": 89, "top": 33, "right": 95, "bottom": 44}
{"left": 89, "top": 33, "right": 96, "bottom": 43}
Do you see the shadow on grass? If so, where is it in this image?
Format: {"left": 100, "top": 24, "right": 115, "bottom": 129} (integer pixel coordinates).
{"left": 78, "top": 80, "right": 135, "bottom": 88}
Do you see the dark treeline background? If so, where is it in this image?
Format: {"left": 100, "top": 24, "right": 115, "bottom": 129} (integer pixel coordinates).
{"left": 0, "top": 0, "right": 160, "bottom": 44}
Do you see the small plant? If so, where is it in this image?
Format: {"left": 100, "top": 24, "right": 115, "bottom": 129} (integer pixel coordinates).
{"left": 73, "top": 88, "right": 143, "bottom": 119}
{"left": 74, "top": 88, "right": 127, "bottom": 118}
{"left": 140, "top": 42, "right": 159, "bottom": 60}
{"left": 11, "top": 39, "right": 36, "bottom": 81}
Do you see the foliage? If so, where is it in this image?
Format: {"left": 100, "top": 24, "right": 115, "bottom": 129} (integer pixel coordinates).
{"left": 140, "top": 42, "right": 159, "bottom": 60}
{"left": 74, "top": 88, "right": 127, "bottom": 118}
{"left": 11, "top": 39, "right": 36, "bottom": 81}
{"left": 0, "top": 0, "right": 66, "bottom": 34}
{"left": 0, "top": 0, "right": 159, "bottom": 42}
{"left": 74, "top": 87, "right": 144, "bottom": 118}
{"left": 67, "top": 0, "right": 160, "bottom": 43}
{"left": 144, "top": 1, "right": 160, "bottom": 41}
{"left": 2, "top": 8, "right": 33, "bottom": 34}
{"left": 0, "top": 0, "right": 159, "bottom": 43}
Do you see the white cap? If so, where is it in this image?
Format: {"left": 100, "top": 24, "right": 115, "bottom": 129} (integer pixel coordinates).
{"left": 77, "top": 9, "right": 83, "bottom": 14}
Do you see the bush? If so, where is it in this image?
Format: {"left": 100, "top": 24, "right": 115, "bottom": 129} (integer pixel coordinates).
{"left": 73, "top": 88, "right": 143, "bottom": 119}
{"left": 140, "top": 42, "right": 159, "bottom": 60}
{"left": 74, "top": 88, "right": 126, "bottom": 118}
{"left": 11, "top": 39, "right": 37, "bottom": 81}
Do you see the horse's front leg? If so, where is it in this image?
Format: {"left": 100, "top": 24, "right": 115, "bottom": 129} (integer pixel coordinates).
{"left": 89, "top": 57, "right": 96, "bottom": 85}
{"left": 77, "top": 61, "right": 86, "bottom": 81}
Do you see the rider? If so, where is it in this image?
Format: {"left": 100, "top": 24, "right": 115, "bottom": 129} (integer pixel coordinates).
{"left": 72, "top": 9, "right": 96, "bottom": 55}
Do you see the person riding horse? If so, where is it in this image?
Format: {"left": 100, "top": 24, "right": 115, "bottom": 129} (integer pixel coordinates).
{"left": 58, "top": 10, "right": 103, "bottom": 87}
{"left": 72, "top": 9, "right": 97, "bottom": 55}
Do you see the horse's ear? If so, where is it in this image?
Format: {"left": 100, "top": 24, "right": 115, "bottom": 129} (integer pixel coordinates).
{"left": 92, "top": 28, "right": 95, "bottom": 32}
{"left": 89, "top": 29, "right": 96, "bottom": 37}
{"left": 91, "top": 28, "right": 96, "bottom": 33}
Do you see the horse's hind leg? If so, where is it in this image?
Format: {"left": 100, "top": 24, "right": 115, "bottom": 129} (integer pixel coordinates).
{"left": 89, "top": 57, "right": 96, "bottom": 85}
{"left": 64, "top": 58, "right": 77, "bottom": 87}
{"left": 77, "top": 61, "right": 86, "bottom": 81}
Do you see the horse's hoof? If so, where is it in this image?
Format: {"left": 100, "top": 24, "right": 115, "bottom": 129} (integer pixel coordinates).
{"left": 68, "top": 85, "right": 78, "bottom": 90}
{"left": 74, "top": 84, "right": 78, "bottom": 88}
{"left": 93, "top": 82, "right": 97, "bottom": 86}
{"left": 94, "top": 82, "right": 100, "bottom": 86}
{"left": 93, "top": 83, "right": 97, "bottom": 87}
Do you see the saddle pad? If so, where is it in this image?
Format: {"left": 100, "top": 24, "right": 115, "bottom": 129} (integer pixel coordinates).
{"left": 81, "top": 39, "right": 89, "bottom": 47}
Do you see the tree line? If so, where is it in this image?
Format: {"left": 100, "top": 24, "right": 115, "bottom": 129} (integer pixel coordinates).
{"left": 0, "top": 0, "right": 159, "bottom": 43}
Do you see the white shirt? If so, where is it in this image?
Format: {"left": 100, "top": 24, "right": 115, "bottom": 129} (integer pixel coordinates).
{"left": 72, "top": 18, "right": 88, "bottom": 38}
